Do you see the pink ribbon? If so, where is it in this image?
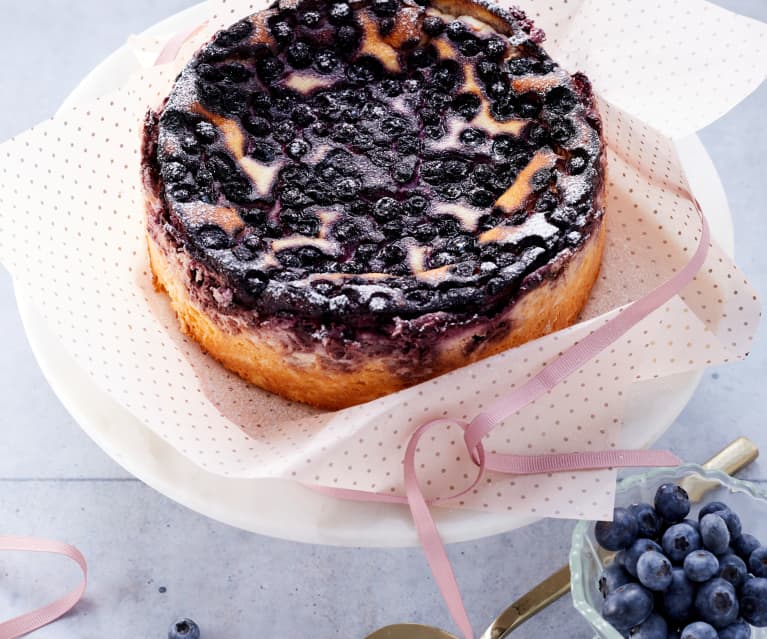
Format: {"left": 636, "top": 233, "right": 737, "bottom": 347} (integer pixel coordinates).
{"left": 0, "top": 537, "right": 87, "bottom": 639}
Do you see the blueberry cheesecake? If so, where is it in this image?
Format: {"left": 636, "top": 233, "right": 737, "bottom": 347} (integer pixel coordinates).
{"left": 142, "top": 0, "right": 606, "bottom": 409}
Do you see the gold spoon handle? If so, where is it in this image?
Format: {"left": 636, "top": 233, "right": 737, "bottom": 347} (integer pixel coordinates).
{"left": 480, "top": 437, "right": 759, "bottom": 639}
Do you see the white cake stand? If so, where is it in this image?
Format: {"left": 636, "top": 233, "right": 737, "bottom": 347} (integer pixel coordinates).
{"left": 13, "top": 3, "right": 735, "bottom": 547}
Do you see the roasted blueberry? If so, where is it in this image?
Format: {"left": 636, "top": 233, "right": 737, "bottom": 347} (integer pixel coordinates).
{"left": 548, "top": 116, "right": 575, "bottom": 145}
{"left": 372, "top": 0, "right": 398, "bottom": 15}
{"left": 330, "top": 2, "right": 352, "bottom": 23}
{"left": 337, "top": 25, "right": 359, "bottom": 46}
{"left": 684, "top": 550, "right": 720, "bottom": 583}
{"left": 681, "top": 622, "right": 719, "bottom": 639}
{"left": 393, "top": 159, "right": 416, "bottom": 184}
{"left": 256, "top": 56, "right": 284, "bottom": 82}
{"left": 197, "top": 225, "right": 230, "bottom": 250}
{"left": 655, "top": 483, "right": 691, "bottom": 523}
{"left": 700, "top": 513, "right": 731, "bottom": 555}
{"left": 567, "top": 150, "right": 589, "bottom": 175}
{"left": 452, "top": 93, "right": 481, "bottom": 120}
{"left": 381, "top": 116, "right": 409, "bottom": 136}
{"left": 602, "top": 583, "right": 654, "bottom": 631}
{"left": 750, "top": 547, "right": 767, "bottom": 578}
{"left": 243, "top": 114, "right": 270, "bottom": 136}
{"left": 662, "top": 567, "right": 696, "bottom": 623}
{"left": 214, "top": 18, "right": 253, "bottom": 46}
{"left": 468, "top": 188, "right": 494, "bottom": 207}
{"left": 161, "top": 161, "right": 188, "bottom": 183}
{"left": 637, "top": 550, "right": 673, "bottom": 591}
{"left": 460, "top": 128, "right": 486, "bottom": 146}
{"left": 595, "top": 508, "right": 639, "bottom": 551}
{"left": 374, "top": 197, "right": 401, "bottom": 220}
{"left": 251, "top": 141, "right": 277, "bottom": 163}
{"left": 287, "top": 41, "right": 312, "bottom": 68}
{"left": 446, "top": 20, "right": 469, "bottom": 41}
{"left": 348, "top": 57, "right": 384, "bottom": 83}
{"left": 741, "top": 577, "right": 767, "bottom": 626}
{"left": 286, "top": 139, "right": 310, "bottom": 159}
{"left": 695, "top": 578, "right": 739, "bottom": 629}
{"left": 663, "top": 522, "right": 702, "bottom": 563}
{"left": 222, "top": 180, "right": 253, "bottom": 204}
{"left": 300, "top": 11, "right": 321, "bottom": 27}
{"left": 291, "top": 104, "right": 315, "bottom": 126}
{"left": 168, "top": 618, "right": 201, "bottom": 639}
{"left": 423, "top": 16, "right": 445, "bottom": 36}
{"left": 250, "top": 92, "right": 272, "bottom": 111}
{"left": 194, "top": 121, "right": 217, "bottom": 143}
{"left": 169, "top": 184, "right": 196, "bottom": 202}
{"left": 718, "top": 553, "right": 748, "bottom": 590}
{"left": 380, "top": 79, "right": 403, "bottom": 96}
{"left": 315, "top": 51, "right": 338, "bottom": 73}
{"left": 270, "top": 20, "right": 293, "bottom": 44}
{"left": 545, "top": 86, "right": 577, "bottom": 114}
{"left": 484, "top": 37, "right": 506, "bottom": 58}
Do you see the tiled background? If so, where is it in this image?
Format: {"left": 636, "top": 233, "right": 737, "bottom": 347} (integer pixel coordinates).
{"left": 0, "top": 1, "right": 765, "bottom": 637}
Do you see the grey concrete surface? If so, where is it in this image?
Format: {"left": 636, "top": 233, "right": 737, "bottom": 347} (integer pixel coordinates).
{"left": 0, "top": 1, "right": 764, "bottom": 637}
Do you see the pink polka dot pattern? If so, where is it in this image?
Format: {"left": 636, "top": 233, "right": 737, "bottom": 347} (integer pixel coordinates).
{"left": 0, "top": 0, "right": 761, "bottom": 521}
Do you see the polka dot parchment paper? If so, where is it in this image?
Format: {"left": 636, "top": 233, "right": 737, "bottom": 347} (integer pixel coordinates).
{"left": 0, "top": 0, "right": 763, "bottom": 520}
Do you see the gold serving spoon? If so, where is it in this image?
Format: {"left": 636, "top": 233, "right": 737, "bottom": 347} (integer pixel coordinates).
{"left": 364, "top": 437, "right": 759, "bottom": 639}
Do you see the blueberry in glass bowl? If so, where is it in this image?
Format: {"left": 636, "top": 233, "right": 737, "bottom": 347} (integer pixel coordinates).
{"left": 570, "top": 465, "right": 767, "bottom": 639}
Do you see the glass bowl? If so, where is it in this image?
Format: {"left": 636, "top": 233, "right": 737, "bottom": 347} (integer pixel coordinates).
{"left": 570, "top": 464, "right": 767, "bottom": 638}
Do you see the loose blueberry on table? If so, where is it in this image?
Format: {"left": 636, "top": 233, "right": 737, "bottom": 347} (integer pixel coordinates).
{"left": 595, "top": 483, "right": 767, "bottom": 637}
{"left": 168, "top": 618, "right": 201, "bottom": 639}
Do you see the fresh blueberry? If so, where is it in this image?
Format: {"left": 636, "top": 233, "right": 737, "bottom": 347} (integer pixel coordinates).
{"left": 683, "top": 518, "right": 702, "bottom": 534}
{"left": 741, "top": 577, "right": 767, "bottom": 626}
{"left": 628, "top": 613, "right": 668, "bottom": 639}
{"left": 681, "top": 621, "right": 718, "bottom": 639}
{"left": 698, "top": 501, "right": 730, "bottom": 521}
{"left": 662, "top": 567, "right": 696, "bottom": 624}
{"left": 168, "top": 618, "right": 200, "bottom": 639}
{"left": 629, "top": 503, "right": 663, "bottom": 540}
{"left": 718, "top": 510, "right": 744, "bottom": 540}
{"left": 624, "top": 539, "right": 664, "bottom": 577}
{"left": 695, "top": 578, "right": 739, "bottom": 629}
{"left": 683, "top": 550, "right": 720, "bottom": 582}
{"left": 718, "top": 620, "right": 752, "bottom": 639}
{"left": 595, "top": 508, "right": 639, "bottom": 551}
{"left": 655, "top": 483, "right": 691, "bottom": 522}
{"left": 599, "top": 563, "right": 632, "bottom": 598}
{"left": 733, "top": 534, "right": 761, "bottom": 563}
{"left": 750, "top": 547, "right": 767, "bottom": 578}
{"left": 637, "top": 550, "right": 673, "bottom": 591}
{"left": 663, "top": 523, "right": 702, "bottom": 563}
{"left": 719, "top": 553, "right": 748, "bottom": 590}
{"left": 602, "top": 583, "right": 654, "bottom": 631}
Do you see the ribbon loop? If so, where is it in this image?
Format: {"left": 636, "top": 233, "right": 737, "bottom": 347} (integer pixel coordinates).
{"left": 0, "top": 537, "right": 87, "bottom": 639}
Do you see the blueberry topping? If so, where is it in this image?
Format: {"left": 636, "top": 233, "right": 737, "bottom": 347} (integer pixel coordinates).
{"left": 256, "top": 56, "right": 284, "bottom": 82}
{"left": 446, "top": 20, "right": 469, "bottom": 41}
{"left": 287, "top": 41, "right": 312, "bottom": 68}
{"left": 300, "top": 11, "right": 321, "bottom": 27}
{"left": 270, "top": 20, "right": 293, "bottom": 44}
{"left": 423, "top": 16, "right": 445, "bottom": 36}
{"left": 315, "top": 50, "right": 338, "bottom": 73}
